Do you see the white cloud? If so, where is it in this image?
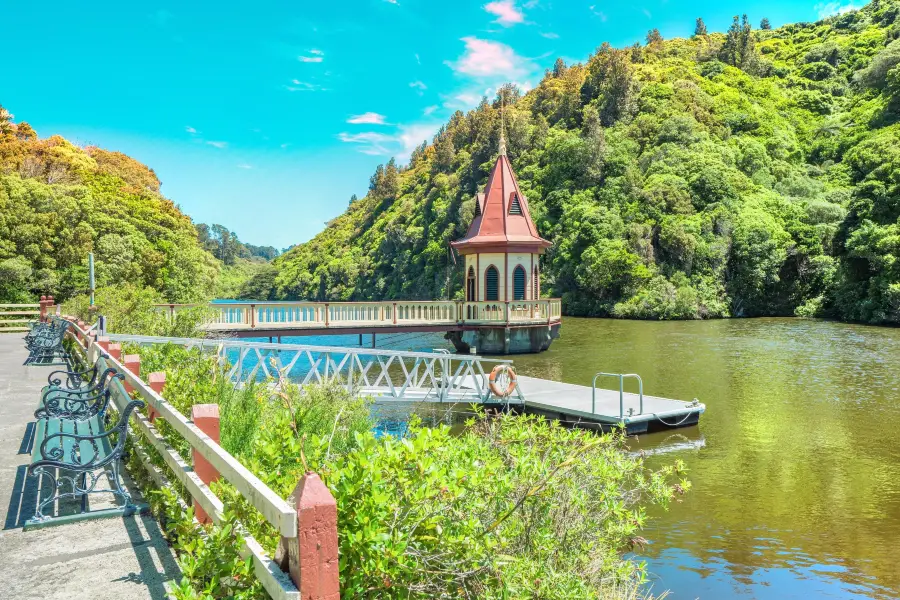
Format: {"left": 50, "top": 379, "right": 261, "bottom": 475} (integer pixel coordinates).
{"left": 280, "top": 143, "right": 290, "bottom": 149}
{"left": 338, "top": 132, "right": 396, "bottom": 155}
{"left": 348, "top": 112, "right": 388, "bottom": 125}
{"left": 641, "top": 8, "right": 652, "bottom": 18}
{"left": 338, "top": 122, "right": 441, "bottom": 159}
{"left": 539, "top": 32, "right": 559, "bottom": 39}
{"left": 237, "top": 164, "right": 253, "bottom": 169}
{"left": 385, "top": 0, "right": 399, "bottom": 4}
{"left": 484, "top": 0, "right": 524, "bottom": 26}
{"left": 409, "top": 80, "right": 427, "bottom": 95}
{"left": 423, "top": 105, "right": 439, "bottom": 116}
{"left": 185, "top": 126, "right": 197, "bottom": 134}
{"left": 286, "top": 80, "right": 327, "bottom": 91}
{"left": 447, "top": 37, "right": 528, "bottom": 78}
{"left": 415, "top": 53, "right": 421, "bottom": 65}
{"left": 397, "top": 123, "right": 440, "bottom": 158}
{"left": 299, "top": 50, "right": 324, "bottom": 63}
{"left": 450, "top": 92, "right": 482, "bottom": 108}
{"left": 588, "top": 5, "right": 607, "bottom": 20}
{"left": 206, "top": 141, "right": 228, "bottom": 149}
{"left": 814, "top": 0, "right": 863, "bottom": 17}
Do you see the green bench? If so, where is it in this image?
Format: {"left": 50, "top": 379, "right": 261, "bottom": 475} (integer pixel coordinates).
{"left": 26, "top": 357, "right": 146, "bottom": 529}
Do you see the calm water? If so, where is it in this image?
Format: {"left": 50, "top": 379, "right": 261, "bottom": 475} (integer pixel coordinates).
{"left": 512, "top": 317, "right": 900, "bottom": 600}
{"left": 247, "top": 318, "right": 900, "bottom": 599}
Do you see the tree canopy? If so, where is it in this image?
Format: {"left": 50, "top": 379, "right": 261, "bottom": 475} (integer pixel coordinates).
{"left": 269, "top": 1, "right": 900, "bottom": 325}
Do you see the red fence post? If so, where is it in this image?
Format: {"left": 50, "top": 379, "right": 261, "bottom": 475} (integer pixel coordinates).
{"left": 190, "top": 404, "right": 221, "bottom": 524}
{"left": 107, "top": 343, "right": 122, "bottom": 362}
{"left": 39, "top": 296, "right": 47, "bottom": 322}
{"left": 123, "top": 355, "right": 140, "bottom": 394}
{"left": 96, "top": 336, "right": 110, "bottom": 354}
{"left": 285, "top": 473, "right": 340, "bottom": 599}
{"left": 147, "top": 372, "right": 165, "bottom": 423}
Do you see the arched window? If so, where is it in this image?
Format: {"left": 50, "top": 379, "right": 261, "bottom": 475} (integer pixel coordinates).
{"left": 485, "top": 266, "right": 499, "bottom": 301}
{"left": 466, "top": 266, "right": 476, "bottom": 302}
{"left": 533, "top": 265, "right": 539, "bottom": 299}
{"left": 513, "top": 265, "right": 526, "bottom": 300}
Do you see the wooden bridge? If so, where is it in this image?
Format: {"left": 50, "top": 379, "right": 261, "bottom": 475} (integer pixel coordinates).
{"left": 157, "top": 299, "right": 563, "bottom": 354}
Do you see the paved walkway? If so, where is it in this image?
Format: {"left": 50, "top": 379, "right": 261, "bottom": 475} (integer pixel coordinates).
{"left": 0, "top": 333, "right": 180, "bottom": 599}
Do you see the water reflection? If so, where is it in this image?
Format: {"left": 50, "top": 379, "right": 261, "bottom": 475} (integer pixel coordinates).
{"left": 239, "top": 318, "right": 900, "bottom": 599}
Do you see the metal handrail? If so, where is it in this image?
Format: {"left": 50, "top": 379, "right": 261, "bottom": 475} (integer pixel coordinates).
{"left": 592, "top": 372, "right": 644, "bottom": 419}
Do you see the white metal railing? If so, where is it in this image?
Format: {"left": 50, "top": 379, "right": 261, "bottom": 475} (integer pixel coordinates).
{"left": 64, "top": 321, "right": 300, "bottom": 600}
{"left": 155, "top": 299, "right": 561, "bottom": 331}
{"left": 105, "top": 334, "right": 523, "bottom": 405}
{"left": 592, "top": 372, "right": 644, "bottom": 419}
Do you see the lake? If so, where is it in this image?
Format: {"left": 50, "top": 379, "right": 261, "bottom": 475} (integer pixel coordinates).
{"left": 244, "top": 317, "right": 900, "bottom": 599}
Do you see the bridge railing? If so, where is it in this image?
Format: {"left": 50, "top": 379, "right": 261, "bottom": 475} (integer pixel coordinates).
{"left": 104, "top": 334, "right": 523, "bottom": 404}
{"left": 156, "top": 299, "right": 561, "bottom": 330}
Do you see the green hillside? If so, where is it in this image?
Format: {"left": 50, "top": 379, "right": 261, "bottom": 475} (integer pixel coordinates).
{"left": 272, "top": 4, "right": 900, "bottom": 325}
{"left": 0, "top": 109, "right": 220, "bottom": 303}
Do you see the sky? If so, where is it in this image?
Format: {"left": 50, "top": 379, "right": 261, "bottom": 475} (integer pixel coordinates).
{"left": 1, "top": 0, "right": 863, "bottom": 249}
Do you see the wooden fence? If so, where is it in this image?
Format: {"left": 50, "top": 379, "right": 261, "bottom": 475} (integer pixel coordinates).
{"left": 0, "top": 302, "right": 40, "bottom": 333}
{"left": 64, "top": 317, "right": 339, "bottom": 600}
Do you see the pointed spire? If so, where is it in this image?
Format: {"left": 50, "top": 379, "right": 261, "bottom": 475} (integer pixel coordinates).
{"left": 499, "top": 94, "right": 507, "bottom": 157}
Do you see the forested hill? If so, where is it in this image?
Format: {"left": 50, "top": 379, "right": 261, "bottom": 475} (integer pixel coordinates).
{"left": 0, "top": 107, "right": 222, "bottom": 303}
{"left": 272, "top": 3, "right": 900, "bottom": 325}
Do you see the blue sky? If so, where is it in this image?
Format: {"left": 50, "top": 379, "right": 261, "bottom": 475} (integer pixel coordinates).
{"left": 1, "top": 0, "right": 861, "bottom": 249}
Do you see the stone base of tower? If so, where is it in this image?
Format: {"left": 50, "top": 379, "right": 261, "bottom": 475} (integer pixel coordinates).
{"left": 445, "top": 323, "right": 560, "bottom": 355}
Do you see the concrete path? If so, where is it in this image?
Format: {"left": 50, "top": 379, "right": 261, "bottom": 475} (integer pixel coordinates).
{"left": 0, "top": 333, "right": 181, "bottom": 600}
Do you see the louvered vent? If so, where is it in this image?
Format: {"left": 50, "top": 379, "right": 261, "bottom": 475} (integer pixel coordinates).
{"left": 485, "top": 266, "right": 499, "bottom": 301}
{"left": 474, "top": 199, "right": 482, "bottom": 216}
{"left": 509, "top": 194, "right": 522, "bottom": 215}
{"left": 513, "top": 266, "right": 526, "bottom": 300}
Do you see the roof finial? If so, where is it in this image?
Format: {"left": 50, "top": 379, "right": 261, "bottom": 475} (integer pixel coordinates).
{"left": 499, "top": 92, "right": 507, "bottom": 157}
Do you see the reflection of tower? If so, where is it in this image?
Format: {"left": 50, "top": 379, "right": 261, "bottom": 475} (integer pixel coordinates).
{"left": 451, "top": 107, "right": 551, "bottom": 303}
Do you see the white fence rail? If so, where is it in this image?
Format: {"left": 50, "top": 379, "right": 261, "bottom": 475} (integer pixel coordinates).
{"left": 155, "top": 299, "right": 562, "bottom": 331}
{"left": 65, "top": 321, "right": 301, "bottom": 600}
{"left": 105, "top": 334, "right": 524, "bottom": 404}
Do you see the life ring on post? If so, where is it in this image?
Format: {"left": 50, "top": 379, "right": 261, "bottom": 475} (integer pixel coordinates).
{"left": 489, "top": 364, "right": 518, "bottom": 398}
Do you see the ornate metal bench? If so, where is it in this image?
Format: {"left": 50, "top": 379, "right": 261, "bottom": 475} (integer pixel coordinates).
{"left": 26, "top": 358, "right": 147, "bottom": 529}
{"left": 24, "top": 318, "right": 70, "bottom": 366}
{"left": 37, "top": 366, "right": 124, "bottom": 420}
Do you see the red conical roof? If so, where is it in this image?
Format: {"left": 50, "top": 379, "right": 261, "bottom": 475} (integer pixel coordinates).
{"left": 451, "top": 153, "right": 551, "bottom": 254}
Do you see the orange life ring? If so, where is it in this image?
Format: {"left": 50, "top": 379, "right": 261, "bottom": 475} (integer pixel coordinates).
{"left": 489, "top": 364, "right": 518, "bottom": 398}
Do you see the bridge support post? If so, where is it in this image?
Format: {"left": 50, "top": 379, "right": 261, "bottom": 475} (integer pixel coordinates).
{"left": 190, "top": 404, "right": 221, "bottom": 525}
{"left": 371, "top": 333, "right": 376, "bottom": 348}
{"left": 279, "top": 473, "right": 340, "bottom": 600}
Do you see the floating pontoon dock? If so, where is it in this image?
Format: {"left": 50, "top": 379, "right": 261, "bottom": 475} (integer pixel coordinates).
{"left": 513, "top": 375, "right": 704, "bottom": 434}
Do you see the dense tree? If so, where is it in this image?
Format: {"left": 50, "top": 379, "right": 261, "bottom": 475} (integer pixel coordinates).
{"left": 720, "top": 14, "right": 758, "bottom": 71}
{"left": 760, "top": 17, "right": 771, "bottom": 29}
{"left": 267, "top": 0, "right": 900, "bottom": 325}
{"left": 0, "top": 131, "right": 218, "bottom": 302}
{"left": 694, "top": 18, "right": 708, "bottom": 37}
{"left": 646, "top": 29, "right": 663, "bottom": 45}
